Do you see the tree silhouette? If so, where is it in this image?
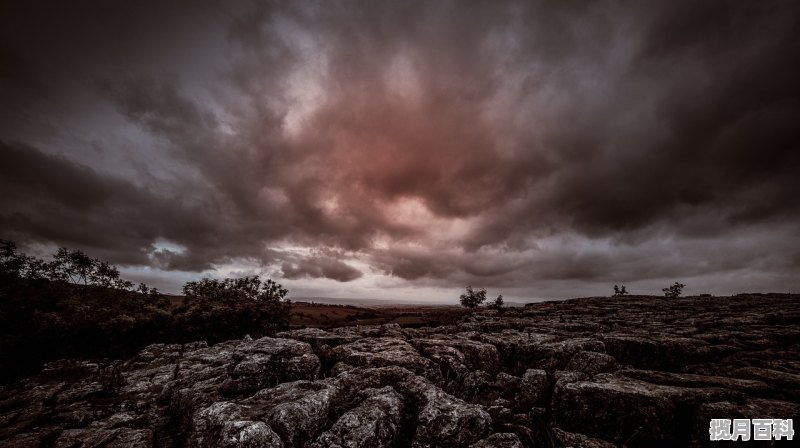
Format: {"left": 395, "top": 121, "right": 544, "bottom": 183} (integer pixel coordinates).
{"left": 0, "top": 241, "right": 141, "bottom": 291}
{"left": 0, "top": 240, "right": 26, "bottom": 278}
{"left": 23, "top": 257, "right": 47, "bottom": 280}
{"left": 486, "top": 294, "right": 505, "bottom": 311}
{"left": 183, "top": 276, "right": 289, "bottom": 304}
{"left": 663, "top": 282, "right": 685, "bottom": 298}
{"left": 460, "top": 286, "right": 488, "bottom": 309}
{"left": 90, "top": 261, "right": 120, "bottom": 288}
{"left": 50, "top": 248, "right": 93, "bottom": 285}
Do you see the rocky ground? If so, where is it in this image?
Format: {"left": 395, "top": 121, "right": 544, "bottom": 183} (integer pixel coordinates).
{"left": 1, "top": 294, "right": 798, "bottom": 447}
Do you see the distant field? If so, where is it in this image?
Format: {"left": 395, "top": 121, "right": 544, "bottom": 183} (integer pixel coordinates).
{"left": 290, "top": 301, "right": 467, "bottom": 328}
{"left": 292, "top": 296, "right": 530, "bottom": 307}
{"left": 160, "top": 295, "right": 468, "bottom": 328}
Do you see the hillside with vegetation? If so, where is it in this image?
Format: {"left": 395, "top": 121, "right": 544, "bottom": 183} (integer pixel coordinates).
{"left": 0, "top": 240, "right": 291, "bottom": 383}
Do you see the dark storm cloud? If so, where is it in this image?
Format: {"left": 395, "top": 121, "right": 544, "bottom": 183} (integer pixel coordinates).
{"left": 0, "top": 140, "right": 195, "bottom": 264}
{"left": 457, "top": 0, "right": 800, "bottom": 245}
{"left": 1, "top": 0, "right": 798, "bottom": 295}
{"left": 281, "top": 258, "right": 363, "bottom": 283}
{"left": 97, "top": 75, "right": 218, "bottom": 147}
{"left": 1, "top": 140, "right": 272, "bottom": 271}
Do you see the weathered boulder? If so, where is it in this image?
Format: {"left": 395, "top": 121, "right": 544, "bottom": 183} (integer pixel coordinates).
{"left": 620, "top": 368, "right": 771, "bottom": 396}
{"left": 460, "top": 370, "right": 505, "bottom": 405}
{"left": 476, "top": 331, "right": 559, "bottom": 373}
{"left": 551, "top": 427, "right": 616, "bottom": 448}
{"left": 215, "top": 421, "right": 284, "bottom": 448}
{"left": 731, "top": 366, "right": 800, "bottom": 400}
{"left": 412, "top": 385, "right": 492, "bottom": 447}
{"left": 409, "top": 339, "right": 469, "bottom": 389}
{"left": 311, "top": 386, "right": 403, "bottom": 448}
{"left": 553, "top": 373, "right": 741, "bottom": 447}
{"left": 276, "top": 328, "right": 361, "bottom": 350}
{"left": 602, "top": 334, "right": 705, "bottom": 371}
{"left": 495, "top": 372, "right": 521, "bottom": 390}
{"left": 54, "top": 428, "right": 153, "bottom": 448}
{"left": 533, "top": 338, "right": 607, "bottom": 371}
{"left": 250, "top": 381, "right": 337, "bottom": 447}
{"left": 190, "top": 401, "right": 283, "bottom": 448}
{"left": 190, "top": 401, "right": 247, "bottom": 447}
{"left": 169, "top": 338, "right": 319, "bottom": 444}
{"left": 517, "top": 369, "right": 550, "bottom": 408}
{"left": 330, "top": 338, "right": 440, "bottom": 383}
{"left": 566, "top": 351, "right": 619, "bottom": 376}
{"left": 469, "top": 432, "right": 524, "bottom": 448}
{"left": 329, "top": 366, "right": 492, "bottom": 447}
{"left": 411, "top": 337, "right": 500, "bottom": 376}
{"left": 555, "top": 374, "right": 680, "bottom": 445}
{"left": 219, "top": 337, "right": 321, "bottom": 394}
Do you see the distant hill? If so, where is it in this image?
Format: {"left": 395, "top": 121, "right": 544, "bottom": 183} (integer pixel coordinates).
{"left": 291, "top": 296, "right": 453, "bottom": 307}
{"left": 292, "top": 296, "right": 528, "bottom": 307}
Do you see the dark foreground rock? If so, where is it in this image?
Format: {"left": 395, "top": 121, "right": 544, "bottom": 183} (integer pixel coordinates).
{"left": 1, "top": 293, "right": 798, "bottom": 447}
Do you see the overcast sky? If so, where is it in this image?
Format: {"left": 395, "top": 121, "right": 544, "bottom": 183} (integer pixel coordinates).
{"left": 1, "top": 0, "right": 799, "bottom": 302}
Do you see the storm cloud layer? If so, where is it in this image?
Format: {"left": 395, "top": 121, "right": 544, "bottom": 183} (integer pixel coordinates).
{"left": 1, "top": 0, "right": 799, "bottom": 300}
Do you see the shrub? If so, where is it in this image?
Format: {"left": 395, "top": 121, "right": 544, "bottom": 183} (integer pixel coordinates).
{"left": 460, "top": 286, "right": 503, "bottom": 310}
{"left": 613, "top": 285, "right": 628, "bottom": 297}
{"left": 459, "top": 286, "right": 487, "bottom": 309}
{"left": 180, "top": 276, "right": 292, "bottom": 338}
{"left": 0, "top": 240, "right": 293, "bottom": 383}
{"left": 486, "top": 294, "right": 505, "bottom": 312}
{"left": 663, "top": 282, "right": 685, "bottom": 298}
{"left": 182, "top": 276, "right": 288, "bottom": 303}
{"left": 0, "top": 240, "right": 27, "bottom": 278}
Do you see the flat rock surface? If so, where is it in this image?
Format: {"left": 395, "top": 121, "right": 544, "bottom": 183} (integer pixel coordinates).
{"left": 1, "top": 293, "right": 798, "bottom": 447}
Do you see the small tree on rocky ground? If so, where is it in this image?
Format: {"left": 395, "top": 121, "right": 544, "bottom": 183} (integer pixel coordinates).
{"left": 459, "top": 286, "right": 487, "bottom": 309}
{"left": 613, "top": 285, "right": 628, "bottom": 297}
{"left": 181, "top": 276, "right": 292, "bottom": 337}
{"left": 486, "top": 294, "right": 505, "bottom": 312}
{"left": 182, "top": 276, "right": 289, "bottom": 304}
{"left": 663, "top": 282, "right": 685, "bottom": 298}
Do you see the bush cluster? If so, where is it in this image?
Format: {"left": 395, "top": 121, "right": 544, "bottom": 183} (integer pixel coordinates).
{"left": 0, "top": 240, "right": 291, "bottom": 383}
{"left": 460, "top": 286, "right": 504, "bottom": 311}
{"left": 663, "top": 282, "right": 686, "bottom": 298}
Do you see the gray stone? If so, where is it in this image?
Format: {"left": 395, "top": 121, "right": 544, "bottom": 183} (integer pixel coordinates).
{"left": 311, "top": 386, "right": 403, "bottom": 448}
{"left": 470, "top": 432, "right": 524, "bottom": 448}
{"left": 566, "top": 351, "right": 618, "bottom": 376}
{"left": 517, "top": 368, "right": 549, "bottom": 407}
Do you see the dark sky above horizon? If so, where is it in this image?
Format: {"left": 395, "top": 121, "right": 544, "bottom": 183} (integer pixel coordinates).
{"left": 1, "top": 0, "right": 799, "bottom": 301}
